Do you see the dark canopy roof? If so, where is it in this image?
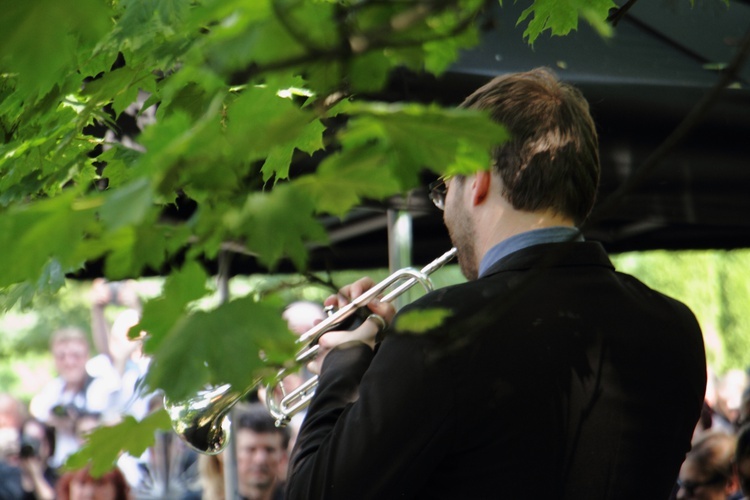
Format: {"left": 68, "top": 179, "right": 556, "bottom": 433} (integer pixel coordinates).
{"left": 281, "top": 0, "right": 750, "bottom": 274}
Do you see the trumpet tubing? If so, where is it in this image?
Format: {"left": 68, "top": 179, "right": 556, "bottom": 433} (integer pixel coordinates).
{"left": 266, "top": 247, "right": 457, "bottom": 427}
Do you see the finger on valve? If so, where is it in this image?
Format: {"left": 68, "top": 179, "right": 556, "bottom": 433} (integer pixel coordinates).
{"left": 324, "top": 276, "right": 378, "bottom": 310}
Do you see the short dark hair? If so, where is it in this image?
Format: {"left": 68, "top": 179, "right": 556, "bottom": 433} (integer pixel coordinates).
{"left": 235, "top": 404, "right": 290, "bottom": 449}
{"left": 460, "top": 67, "right": 600, "bottom": 226}
{"left": 687, "top": 430, "right": 736, "bottom": 481}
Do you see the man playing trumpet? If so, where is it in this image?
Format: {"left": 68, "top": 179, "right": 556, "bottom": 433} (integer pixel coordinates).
{"left": 286, "top": 68, "right": 707, "bottom": 499}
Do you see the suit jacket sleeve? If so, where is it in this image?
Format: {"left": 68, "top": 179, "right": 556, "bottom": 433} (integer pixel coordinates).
{"left": 286, "top": 332, "right": 458, "bottom": 499}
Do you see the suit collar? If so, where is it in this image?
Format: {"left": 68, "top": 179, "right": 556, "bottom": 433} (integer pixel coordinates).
{"left": 481, "top": 241, "right": 614, "bottom": 277}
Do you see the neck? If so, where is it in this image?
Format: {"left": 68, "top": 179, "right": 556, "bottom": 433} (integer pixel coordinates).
{"left": 475, "top": 207, "right": 574, "bottom": 265}
{"left": 239, "top": 481, "right": 276, "bottom": 500}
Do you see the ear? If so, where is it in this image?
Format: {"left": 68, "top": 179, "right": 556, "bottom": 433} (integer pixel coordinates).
{"left": 471, "top": 170, "right": 491, "bottom": 206}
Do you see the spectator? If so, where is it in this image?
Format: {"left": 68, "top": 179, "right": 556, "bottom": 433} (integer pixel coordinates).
{"left": 133, "top": 395, "right": 199, "bottom": 498}
{"left": 29, "top": 327, "right": 118, "bottom": 469}
{"left": 0, "top": 416, "right": 56, "bottom": 500}
{"left": 277, "top": 300, "right": 328, "bottom": 451}
{"left": 0, "top": 393, "right": 26, "bottom": 466}
{"left": 737, "top": 424, "right": 750, "bottom": 499}
{"left": 181, "top": 453, "right": 225, "bottom": 500}
{"left": 235, "top": 404, "right": 290, "bottom": 500}
{"left": 737, "top": 388, "right": 750, "bottom": 430}
{"left": 281, "top": 301, "right": 327, "bottom": 336}
{"left": 88, "top": 279, "right": 151, "bottom": 422}
{"left": 56, "top": 465, "right": 133, "bottom": 500}
{"left": 18, "top": 417, "right": 56, "bottom": 499}
{"left": 695, "top": 399, "right": 717, "bottom": 441}
{"left": 714, "top": 370, "right": 749, "bottom": 432}
{"left": 677, "top": 430, "right": 740, "bottom": 500}
{"left": 0, "top": 460, "right": 25, "bottom": 500}
{"left": 0, "top": 393, "right": 27, "bottom": 430}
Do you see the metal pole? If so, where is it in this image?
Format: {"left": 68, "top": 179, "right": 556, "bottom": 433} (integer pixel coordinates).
{"left": 218, "top": 250, "right": 240, "bottom": 500}
{"left": 386, "top": 208, "right": 414, "bottom": 308}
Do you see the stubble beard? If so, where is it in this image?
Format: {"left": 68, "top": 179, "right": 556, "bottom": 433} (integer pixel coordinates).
{"left": 445, "top": 203, "right": 478, "bottom": 281}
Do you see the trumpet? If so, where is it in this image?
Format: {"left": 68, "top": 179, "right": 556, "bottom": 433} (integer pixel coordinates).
{"left": 166, "top": 247, "right": 457, "bottom": 454}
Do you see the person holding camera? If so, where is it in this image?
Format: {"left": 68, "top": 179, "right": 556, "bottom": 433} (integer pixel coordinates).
{"left": 29, "top": 327, "right": 118, "bottom": 469}
{"left": 0, "top": 414, "right": 55, "bottom": 499}
{"left": 17, "top": 417, "right": 56, "bottom": 500}
{"left": 88, "top": 279, "right": 152, "bottom": 422}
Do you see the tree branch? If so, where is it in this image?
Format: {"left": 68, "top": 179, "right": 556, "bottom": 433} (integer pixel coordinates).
{"left": 233, "top": 0, "right": 481, "bottom": 84}
{"left": 607, "top": 0, "right": 639, "bottom": 27}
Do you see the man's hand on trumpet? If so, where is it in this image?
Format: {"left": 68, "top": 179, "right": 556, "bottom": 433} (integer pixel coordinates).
{"left": 306, "top": 277, "right": 397, "bottom": 375}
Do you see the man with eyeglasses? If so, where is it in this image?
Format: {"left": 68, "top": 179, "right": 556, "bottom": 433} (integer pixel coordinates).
{"left": 286, "top": 68, "right": 707, "bottom": 499}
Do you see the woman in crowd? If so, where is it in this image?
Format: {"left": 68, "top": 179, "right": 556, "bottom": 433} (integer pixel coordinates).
{"left": 56, "top": 466, "right": 132, "bottom": 500}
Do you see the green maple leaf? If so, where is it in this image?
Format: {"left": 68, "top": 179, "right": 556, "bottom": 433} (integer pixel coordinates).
{"left": 102, "top": 221, "right": 185, "bottom": 280}
{"left": 99, "top": 177, "right": 155, "bottom": 233}
{"left": 517, "top": 0, "right": 615, "bottom": 44}
{"left": 65, "top": 410, "right": 172, "bottom": 477}
{"left": 0, "top": 190, "right": 98, "bottom": 287}
{"left": 300, "top": 144, "right": 402, "bottom": 217}
{"left": 139, "top": 261, "right": 211, "bottom": 355}
{"left": 235, "top": 183, "right": 328, "bottom": 270}
{"left": 0, "top": 259, "right": 68, "bottom": 312}
{"left": 226, "top": 85, "right": 318, "bottom": 163}
{"left": 260, "top": 118, "right": 326, "bottom": 182}
{"left": 147, "top": 295, "right": 296, "bottom": 402}
{"left": 0, "top": 0, "right": 111, "bottom": 101}
{"left": 343, "top": 102, "right": 509, "bottom": 182}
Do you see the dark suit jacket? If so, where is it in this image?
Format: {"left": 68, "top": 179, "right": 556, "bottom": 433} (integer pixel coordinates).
{"left": 287, "top": 241, "right": 707, "bottom": 499}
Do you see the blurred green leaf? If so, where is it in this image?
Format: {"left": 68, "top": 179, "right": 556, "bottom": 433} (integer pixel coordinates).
{"left": 139, "top": 262, "right": 211, "bottom": 355}
{"left": 342, "top": 102, "right": 510, "bottom": 181}
{"left": 394, "top": 307, "right": 454, "bottom": 334}
{"left": 147, "top": 295, "right": 295, "bottom": 401}
{"left": 66, "top": 410, "right": 172, "bottom": 477}
{"left": 0, "top": 0, "right": 111, "bottom": 100}
{"left": 301, "top": 145, "right": 401, "bottom": 216}
{"left": 100, "top": 178, "right": 155, "bottom": 232}
{"left": 0, "top": 191, "right": 98, "bottom": 287}
{"left": 234, "top": 183, "right": 328, "bottom": 270}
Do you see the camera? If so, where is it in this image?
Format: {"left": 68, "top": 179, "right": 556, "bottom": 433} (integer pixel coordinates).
{"left": 51, "top": 403, "right": 83, "bottom": 419}
{"left": 19, "top": 437, "right": 41, "bottom": 458}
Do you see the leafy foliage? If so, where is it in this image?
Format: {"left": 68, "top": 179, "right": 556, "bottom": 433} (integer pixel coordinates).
{"left": 0, "top": 0, "right": 618, "bottom": 474}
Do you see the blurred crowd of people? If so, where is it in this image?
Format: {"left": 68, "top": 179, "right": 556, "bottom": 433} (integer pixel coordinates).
{"left": 671, "top": 368, "right": 750, "bottom": 500}
{"left": 0, "top": 284, "right": 312, "bottom": 500}
{"left": 1, "top": 278, "right": 749, "bottom": 500}
{"left": 0, "top": 279, "right": 159, "bottom": 499}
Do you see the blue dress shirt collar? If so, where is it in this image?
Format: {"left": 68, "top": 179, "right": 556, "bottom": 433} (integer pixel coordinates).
{"left": 478, "top": 226, "right": 584, "bottom": 278}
